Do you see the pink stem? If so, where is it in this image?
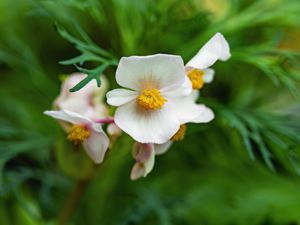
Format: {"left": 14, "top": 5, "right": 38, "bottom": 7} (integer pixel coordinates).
{"left": 95, "top": 118, "right": 115, "bottom": 124}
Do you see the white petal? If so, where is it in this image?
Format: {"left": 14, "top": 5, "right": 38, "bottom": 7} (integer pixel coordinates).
{"left": 173, "top": 91, "right": 214, "bottom": 124}
{"left": 82, "top": 123, "right": 109, "bottom": 164}
{"left": 143, "top": 146, "right": 155, "bottom": 177}
{"left": 116, "top": 54, "right": 186, "bottom": 90}
{"left": 106, "top": 88, "right": 138, "bottom": 106}
{"left": 191, "top": 106, "right": 215, "bottom": 123}
{"left": 190, "top": 90, "right": 200, "bottom": 101}
{"left": 173, "top": 94, "right": 207, "bottom": 124}
{"left": 44, "top": 110, "right": 91, "bottom": 125}
{"left": 186, "top": 32, "right": 231, "bottom": 69}
{"left": 130, "top": 163, "right": 146, "bottom": 180}
{"left": 107, "top": 123, "right": 122, "bottom": 136}
{"left": 154, "top": 141, "right": 172, "bottom": 155}
{"left": 203, "top": 68, "right": 215, "bottom": 83}
{"left": 114, "top": 101, "right": 180, "bottom": 144}
{"left": 161, "top": 76, "right": 192, "bottom": 97}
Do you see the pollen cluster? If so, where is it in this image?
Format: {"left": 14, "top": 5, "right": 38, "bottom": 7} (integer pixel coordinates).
{"left": 171, "top": 124, "right": 187, "bottom": 142}
{"left": 67, "top": 125, "right": 90, "bottom": 145}
{"left": 137, "top": 88, "right": 167, "bottom": 110}
{"left": 187, "top": 68, "right": 205, "bottom": 90}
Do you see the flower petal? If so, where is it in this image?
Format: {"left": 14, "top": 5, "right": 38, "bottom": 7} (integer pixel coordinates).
{"left": 82, "top": 123, "right": 110, "bottom": 164}
{"left": 143, "top": 146, "right": 155, "bottom": 176}
{"left": 203, "top": 68, "right": 215, "bottom": 83}
{"left": 173, "top": 92, "right": 205, "bottom": 124}
{"left": 44, "top": 110, "right": 91, "bottom": 125}
{"left": 186, "top": 32, "right": 231, "bottom": 69}
{"left": 106, "top": 88, "right": 138, "bottom": 106}
{"left": 116, "top": 54, "right": 186, "bottom": 90}
{"left": 130, "top": 144, "right": 155, "bottom": 180}
{"left": 173, "top": 91, "right": 214, "bottom": 124}
{"left": 154, "top": 141, "right": 172, "bottom": 155}
{"left": 191, "top": 106, "right": 215, "bottom": 123}
{"left": 161, "top": 76, "right": 192, "bottom": 98}
{"left": 54, "top": 74, "right": 109, "bottom": 120}
{"left": 132, "top": 143, "right": 153, "bottom": 163}
{"left": 107, "top": 123, "right": 122, "bottom": 136}
{"left": 114, "top": 101, "right": 180, "bottom": 144}
{"left": 130, "top": 163, "right": 146, "bottom": 180}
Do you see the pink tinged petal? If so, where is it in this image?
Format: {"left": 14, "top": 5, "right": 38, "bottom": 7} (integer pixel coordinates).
{"left": 54, "top": 73, "right": 88, "bottom": 107}
{"left": 54, "top": 74, "right": 109, "bottom": 120}
{"left": 83, "top": 123, "right": 110, "bottom": 164}
{"left": 154, "top": 141, "right": 172, "bottom": 155}
{"left": 132, "top": 143, "right": 154, "bottom": 163}
{"left": 114, "top": 101, "right": 180, "bottom": 144}
{"left": 106, "top": 89, "right": 138, "bottom": 106}
{"left": 116, "top": 54, "right": 186, "bottom": 90}
{"left": 130, "top": 163, "right": 146, "bottom": 180}
{"left": 130, "top": 144, "right": 155, "bottom": 180}
{"left": 54, "top": 73, "right": 95, "bottom": 110}
{"left": 191, "top": 106, "right": 215, "bottom": 123}
{"left": 186, "top": 32, "right": 231, "bottom": 70}
{"left": 203, "top": 68, "right": 215, "bottom": 83}
{"left": 44, "top": 110, "right": 91, "bottom": 125}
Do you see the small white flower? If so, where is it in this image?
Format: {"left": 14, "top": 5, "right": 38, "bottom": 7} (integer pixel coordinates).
{"left": 186, "top": 32, "right": 231, "bottom": 90}
{"left": 44, "top": 110, "right": 109, "bottom": 164}
{"left": 106, "top": 54, "right": 190, "bottom": 144}
{"left": 54, "top": 73, "right": 109, "bottom": 120}
{"left": 129, "top": 33, "right": 230, "bottom": 179}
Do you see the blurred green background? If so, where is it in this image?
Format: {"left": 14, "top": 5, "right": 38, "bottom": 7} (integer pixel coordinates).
{"left": 1, "top": 0, "right": 300, "bottom": 224}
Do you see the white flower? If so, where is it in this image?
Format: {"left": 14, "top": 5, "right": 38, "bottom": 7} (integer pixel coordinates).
{"left": 186, "top": 32, "right": 230, "bottom": 90}
{"left": 44, "top": 110, "right": 109, "bottom": 164}
{"left": 106, "top": 54, "right": 190, "bottom": 144}
{"left": 54, "top": 73, "right": 109, "bottom": 120}
{"left": 129, "top": 33, "right": 230, "bottom": 179}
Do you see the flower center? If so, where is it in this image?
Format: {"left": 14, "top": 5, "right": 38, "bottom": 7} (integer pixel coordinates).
{"left": 187, "top": 68, "right": 205, "bottom": 90}
{"left": 171, "top": 124, "right": 187, "bottom": 141}
{"left": 137, "top": 88, "right": 167, "bottom": 110}
{"left": 67, "top": 125, "right": 90, "bottom": 145}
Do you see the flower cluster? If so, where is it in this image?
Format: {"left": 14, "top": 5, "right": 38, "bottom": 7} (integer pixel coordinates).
{"left": 44, "top": 32, "right": 230, "bottom": 180}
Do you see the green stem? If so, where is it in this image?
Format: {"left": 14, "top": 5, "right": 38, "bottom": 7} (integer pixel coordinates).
{"left": 57, "top": 179, "right": 90, "bottom": 225}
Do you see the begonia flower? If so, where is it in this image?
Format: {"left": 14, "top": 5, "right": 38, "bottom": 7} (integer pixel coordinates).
{"left": 106, "top": 54, "right": 190, "bottom": 144}
{"left": 44, "top": 110, "right": 109, "bottom": 164}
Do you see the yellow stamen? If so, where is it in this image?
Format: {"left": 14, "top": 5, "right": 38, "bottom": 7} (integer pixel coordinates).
{"left": 171, "top": 124, "right": 187, "bottom": 142}
{"left": 187, "top": 68, "right": 205, "bottom": 90}
{"left": 67, "top": 125, "right": 90, "bottom": 145}
{"left": 137, "top": 88, "right": 167, "bottom": 110}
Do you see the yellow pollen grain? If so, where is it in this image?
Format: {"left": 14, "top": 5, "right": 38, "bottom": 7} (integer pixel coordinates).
{"left": 187, "top": 68, "right": 205, "bottom": 90}
{"left": 67, "top": 125, "right": 90, "bottom": 145}
{"left": 171, "top": 124, "right": 187, "bottom": 142}
{"left": 137, "top": 88, "right": 167, "bottom": 110}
